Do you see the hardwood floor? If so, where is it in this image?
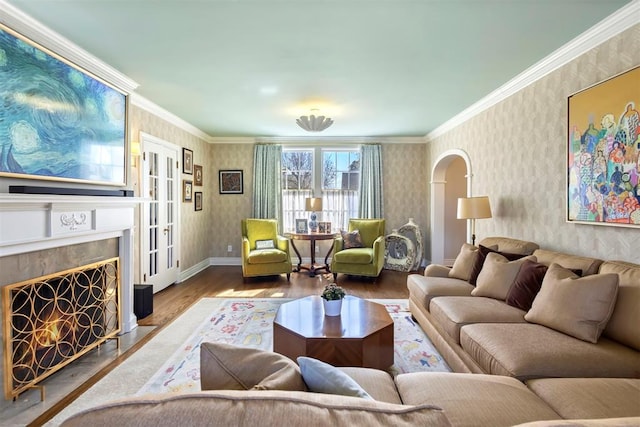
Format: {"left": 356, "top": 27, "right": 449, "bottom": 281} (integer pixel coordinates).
{"left": 138, "top": 265, "right": 413, "bottom": 328}
{"left": 26, "top": 266, "right": 414, "bottom": 426}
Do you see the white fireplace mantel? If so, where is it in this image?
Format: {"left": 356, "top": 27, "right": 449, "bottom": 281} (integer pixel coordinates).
{"left": 0, "top": 193, "right": 144, "bottom": 333}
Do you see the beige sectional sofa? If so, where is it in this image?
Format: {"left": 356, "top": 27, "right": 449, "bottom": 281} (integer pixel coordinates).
{"left": 407, "top": 237, "right": 640, "bottom": 380}
{"left": 61, "top": 243, "right": 640, "bottom": 426}
{"left": 62, "top": 367, "right": 640, "bottom": 426}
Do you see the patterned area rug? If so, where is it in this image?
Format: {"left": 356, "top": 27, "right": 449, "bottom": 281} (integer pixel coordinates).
{"left": 137, "top": 298, "right": 450, "bottom": 396}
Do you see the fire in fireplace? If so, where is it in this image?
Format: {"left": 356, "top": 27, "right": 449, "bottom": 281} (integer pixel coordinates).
{"left": 2, "top": 258, "right": 120, "bottom": 399}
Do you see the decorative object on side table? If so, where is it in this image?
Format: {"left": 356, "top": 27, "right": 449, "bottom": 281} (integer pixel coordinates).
{"left": 321, "top": 282, "right": 345, "bottom": 316}
{"left": 305, "top": 197, "right": 323, "bottom": 232}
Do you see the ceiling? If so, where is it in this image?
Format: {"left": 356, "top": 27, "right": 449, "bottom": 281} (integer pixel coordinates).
{"left": 4, "top": 0, "right": 633, "bottom": 138}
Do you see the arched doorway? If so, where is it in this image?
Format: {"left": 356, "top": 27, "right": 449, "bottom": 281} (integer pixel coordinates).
{"left": 430, "top": 149, "right": 471, "bottom": 265}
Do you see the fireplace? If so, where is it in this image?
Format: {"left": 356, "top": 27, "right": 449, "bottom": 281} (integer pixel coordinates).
{"left": 0, "top": 193, "right": 141, "bottom": 400}
{"left": 2, "top": 258, "right": 120, "bottom": 399}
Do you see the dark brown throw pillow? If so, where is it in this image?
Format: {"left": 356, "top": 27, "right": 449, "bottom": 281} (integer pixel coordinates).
{"left": 468, "top": 245, "right": 526, "bottom": 285}
{"left": 505, "top": 260, "right": 548, "bottom": 311}
{"left": 341, "top": 229, "right": 364, "bottom": 249}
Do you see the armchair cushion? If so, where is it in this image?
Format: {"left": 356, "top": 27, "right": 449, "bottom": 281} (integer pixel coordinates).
{"left": 247, "top": 249, "right": 289, "bottom": 264}
{"left": 348, "top": 219, "right": 384, "bottom": 248}
{"left": 340, "top": 229, "right": 364, "bottom": 249}
{"left": 246, "top": 219, "right": 278, "bottom": 250}
{"left": 333, "top": 248, "right": 374, "bottom": 264}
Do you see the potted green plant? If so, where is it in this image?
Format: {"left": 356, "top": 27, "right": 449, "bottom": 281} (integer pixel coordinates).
{"left": 321, "top": 283, "right": 346, "bottom": 316}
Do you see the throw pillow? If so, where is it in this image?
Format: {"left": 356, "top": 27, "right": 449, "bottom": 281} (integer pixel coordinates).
{"left": 200, "top": 342, "right": 306, "bottom": 391}
{"left": 297, "top": 357, "right": 373, "bottom": 400}
{"left": 341, "top": 229, "right": 364, "bottom": 249}
{"left": 505, "top": 259, "right": 548, "bottom": 311}
{"left": 448, "top": 243, "right": 479, "bottom": 281}
{"left": 524, "top": 263, "right": 619, "bottom": 343}
{"left": 468, "top": 244, "right": 526, "bottom": 285}
{"left": 471, "top": 253, "right": 536, "bottom": 300}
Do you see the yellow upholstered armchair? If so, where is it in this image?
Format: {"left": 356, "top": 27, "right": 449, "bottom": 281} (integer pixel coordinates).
{"left": 331, "top": 218, "right": 385, "bottom": 280}
{"left": 241, "top": 219, "right": 292, "bottom": 281}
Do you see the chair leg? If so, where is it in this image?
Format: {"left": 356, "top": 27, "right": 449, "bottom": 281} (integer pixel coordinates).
{"left": 332, "top": 273, "right": 337, "bottom": 281}
{"left": 286, "top": 273, "right": 290, "bottom": 281}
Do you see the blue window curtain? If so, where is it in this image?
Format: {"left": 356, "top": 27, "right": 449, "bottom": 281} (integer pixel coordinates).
{"left": 252, "top": 144, "right": 283, "bottom": 231}
{"left": 358, "top": 144, "right": 384, "bottom": 219}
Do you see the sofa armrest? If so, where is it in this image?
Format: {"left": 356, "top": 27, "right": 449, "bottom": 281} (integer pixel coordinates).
{"left": 242, "top": 237, "right": 251, "bottom": 257}
{"left": 424, "top": 264, "right": 452, "bottom": 278}
{"left": 333, "top": 236, "right": 344, "bottom": 253}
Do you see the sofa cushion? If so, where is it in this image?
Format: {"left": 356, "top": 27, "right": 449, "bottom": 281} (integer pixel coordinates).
{"left": 200, "top": 342, "right": 306, "bottom": 391}
{"left": 407, "top": 274, "right": 474, "bottom": 311}
{"left": 478, "top": 237, "right": 539, "bottom": 255}
{"left": 333, "top": 247, "right": 373, "bottom": 264}
{"left": 448, "top": 243, "right": 479, "bottom": 281}
{"left": 395, "top": 372, "right": 559, "bottom": 427}
{"left": 297, "top": 357, "right": 372, "bottom": 400}
{"left": 532, "top": 249, "right": 603, "bottom": 276}
{"left": 526, "top": 378, "right": 640, "bottom": 420}
{"left": 468, "top": 244, "right": 528, "bottom": 285}
{"left": 61, "top": 390, "right": 452, "bottom": 427}
{"left": 430, "top": 296, "right": 526, "bottom": 343}
{"left": 505, "top": 260, "right": 548, "bottom": 311}
{"left": 339, "top": 367, "right": 402, "bottom": 404}
{"left": 472, "top": 253, "right": 535, "bottom": 300}
{"left": 460, "top": 323, "right": 640, "bottom": 380}
{"left": 525, "top": 263, "right": 619, "bottom": 343}
{"left": 600, "top": 260, "right": 640, "bottom": 350}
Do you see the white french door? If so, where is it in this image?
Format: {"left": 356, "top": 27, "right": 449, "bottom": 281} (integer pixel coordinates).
{"left": 140, "top": 133, "right": 180, "bottom": 293}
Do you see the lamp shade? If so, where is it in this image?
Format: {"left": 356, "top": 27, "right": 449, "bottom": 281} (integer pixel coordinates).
{"left": 457, "top": 196, "right": 492, "bottom": 220}
{"left": 305, "top": 197, "right": 323, "bottom": 212}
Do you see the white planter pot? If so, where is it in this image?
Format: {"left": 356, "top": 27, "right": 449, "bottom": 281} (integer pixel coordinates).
{"left": 323, "top": 299, "right": 343, "bottom": 316}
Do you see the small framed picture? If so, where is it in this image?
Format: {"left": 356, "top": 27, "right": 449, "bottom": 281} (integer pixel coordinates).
{"left": 219, "top": 170, "right": 243, "bottom": 194}
{"left": 318, "top": 222, "right": 332, "bottom": 234}
{"left": 182, "top": 148, "right": 193, "bottom": 174}
{"left": 295, "top": 218, "right": 308, "bottom": 234}
{"left": 194, "top": 191, "right": 203, "bottom": 211}
{"left": 183, "top": 180, "right": 193, "bottom": 202}
{"left": 194, "top": 165, "right": 203, "bottom": 186}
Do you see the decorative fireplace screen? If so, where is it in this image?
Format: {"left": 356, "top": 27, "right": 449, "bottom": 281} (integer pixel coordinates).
{"left": 2, "top": 257, "right": 120, "bottom": 399}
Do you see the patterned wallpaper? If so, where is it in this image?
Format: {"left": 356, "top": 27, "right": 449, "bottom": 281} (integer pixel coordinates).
{"left": 427, "top": 24, "right": 640, "bottom": 264}
{"left": 129, "top": 107, "right": 212, "bottom": 276}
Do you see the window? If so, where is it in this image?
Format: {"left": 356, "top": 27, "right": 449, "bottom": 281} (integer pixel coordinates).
{"left": 282, "top": 148, "right": 360, "bottom": 232}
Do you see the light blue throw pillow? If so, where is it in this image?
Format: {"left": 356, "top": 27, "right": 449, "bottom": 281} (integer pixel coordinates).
{"left": 297, "top": 356, "right": 373, "bottom": 400}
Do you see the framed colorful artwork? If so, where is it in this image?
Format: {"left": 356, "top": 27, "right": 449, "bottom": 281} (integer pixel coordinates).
{"left": 183, "top": 180, "right": 193, "bottom": 202}
{"left": 567, "top": 66, "right": 639, "bottom": 227}
{"left": 194, "top": 164, "right": 203, "bottom": 186}
{"left": 0, "top": 24, "right": 127, "bottom": 186}
{"left": 219, "top": 170, "right": 243, "bottom": 194}
{"left": 182, "top": 148, "right": 193, "bottom": 174}
{"left": 194, "top": 191, "right": 202, "bottom": 211}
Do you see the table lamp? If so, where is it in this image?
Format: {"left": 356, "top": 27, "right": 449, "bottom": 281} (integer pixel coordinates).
{"left": 457, "top": 196, "right": 492, "bottom": 245}
{"left": 305, "top": 197, "right": 323, "bottom": 232}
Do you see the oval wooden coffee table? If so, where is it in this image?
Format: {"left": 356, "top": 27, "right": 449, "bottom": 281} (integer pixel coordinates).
{"left": 273, "top": 295, "right": 394, "bottom": 369}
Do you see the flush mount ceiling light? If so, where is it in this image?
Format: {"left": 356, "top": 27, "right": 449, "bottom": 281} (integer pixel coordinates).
{"left": 296, "top": 109, "right": 334, "bottom": 132}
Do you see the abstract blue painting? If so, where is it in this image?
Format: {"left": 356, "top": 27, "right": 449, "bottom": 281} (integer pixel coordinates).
{"left": 0, "top": 25, "right": 127, "bottom": 185}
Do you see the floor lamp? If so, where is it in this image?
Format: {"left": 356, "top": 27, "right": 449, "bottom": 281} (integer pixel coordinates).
{"left": 457, "top": 196, "right": 492, "bottom": 245}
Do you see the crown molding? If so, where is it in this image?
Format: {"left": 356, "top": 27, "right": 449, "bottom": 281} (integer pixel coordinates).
{"left": 426, "top": 0, "right": 640, "bottom": 141}
{"left": 0, "top": 0, "right": 138, "bottom": 93}
{"left": 129, "top": 93, "right": 211, "bottom": 141}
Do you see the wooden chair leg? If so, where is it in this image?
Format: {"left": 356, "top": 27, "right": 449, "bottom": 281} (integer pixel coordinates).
{"left": 286, "top": 273, "right": 290, "bottom": 281}
{"left": 332, "top": 273, "right": 338, "bottom": 281}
